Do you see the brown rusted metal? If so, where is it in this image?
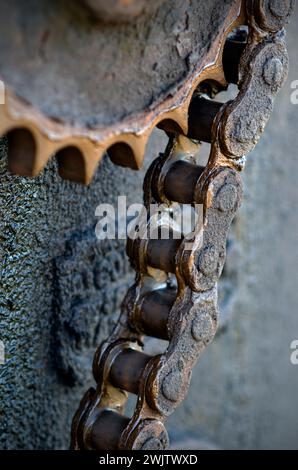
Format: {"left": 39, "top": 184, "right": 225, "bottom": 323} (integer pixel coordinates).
{"left": 135, "top": 289, "right": 176, "bottom": 340}
{"left": 146, "top": 235, "right": 182, "bottom": 273}
{"left": 0, "top": 1, "right": 244, "bottom": 183}
{"left": 247, "top": 0, "right": 295, "bottom": 33}
{"left": 188, "top": 97, "right": 224, "bottom": 143}
{"left": 90, "top": 409, "right": 130, "bottom": 450}
{"left": 223, "top": 32, "right": 248, "bottom": 84}
{"left": 110, "top": 349, "right": 152, "bottom": 394}
{"left": 70, "top": 0, "right": 293, "bottom": 451}
{"left": 163, "top": 161, "right": 204, "bottom": 204}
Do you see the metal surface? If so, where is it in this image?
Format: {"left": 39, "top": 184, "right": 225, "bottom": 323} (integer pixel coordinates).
{"left": 0, "top": 0, "right": 242, "bottom": 183}
{"left": 71, "top": 0, "right": 292, "bottom": 450}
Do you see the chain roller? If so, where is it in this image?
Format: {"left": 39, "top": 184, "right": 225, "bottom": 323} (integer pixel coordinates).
{"left": 71, "top": 0, "right": 292, "bottom": 450}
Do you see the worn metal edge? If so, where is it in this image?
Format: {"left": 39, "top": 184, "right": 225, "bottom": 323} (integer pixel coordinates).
{"left": 0, "top": 1, "right": 244, "bottom": 183}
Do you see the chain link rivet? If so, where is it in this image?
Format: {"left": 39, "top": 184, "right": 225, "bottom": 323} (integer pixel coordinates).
{"left": 191, "top": 311, "right": 213, "bottom": 343}
{"left": 269, "top": 0, "right": 291, "bottom": 18}
{"left": 141, "top": 437, "right": 164, "bottom": 450}
{"left": 197, "top": 245, "right": 218, "bottom": 276}
{"left": 263, "top": 57, "right": 284, "bottom": 86}
{"left": 217, "top": 183, "right": 238, "bottom": 212}
{"left": 162, "top": 369, "right": 184, "bottom": 402}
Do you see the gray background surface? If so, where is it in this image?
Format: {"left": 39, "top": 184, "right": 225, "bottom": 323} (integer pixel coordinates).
{"left": 0, "top": 5, "right": 297, "bottom": 450}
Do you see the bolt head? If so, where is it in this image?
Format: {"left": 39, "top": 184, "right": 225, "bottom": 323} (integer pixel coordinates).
{"left": 131, "top": 420, "right": 169, "bottom": 450}
{"left": 263, "top": 57, "right": 284, "bottom": 87}
{"left": 269, "top": 0, "right": 292, "bottom": 18}
{"left": 191, "top": 310, "right": 214, "bottom": 343}
{"left": 217, "top": 183, "right": 239, "bottom": 212}
{"left": 198, "top": 245, "right": 218, "bottom": 276}
{"left": 141, "top": 437, "right": 164, "bottom": 450}
{"left": 162, "top": 368, "right": 184, "bottom": 402}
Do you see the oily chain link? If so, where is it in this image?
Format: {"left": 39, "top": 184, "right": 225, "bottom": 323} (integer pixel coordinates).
{"left": 71, "top": 0, "right": 291, "bottom": 450}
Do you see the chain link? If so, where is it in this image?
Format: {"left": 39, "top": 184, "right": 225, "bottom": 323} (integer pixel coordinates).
{"left": 71, "top": 0, "right": 292, "bottom": 450}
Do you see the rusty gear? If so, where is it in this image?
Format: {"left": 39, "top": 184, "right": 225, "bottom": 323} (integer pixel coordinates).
{"left": 70, "top": 0, "right": 292, "bottom": 450}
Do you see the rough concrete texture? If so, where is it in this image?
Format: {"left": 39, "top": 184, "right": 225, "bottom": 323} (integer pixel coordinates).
{"left": 0, "top": 0, "right": 233, "bottom": 127}
{"left": 0, "top": 4, "right": 298, "bottom": 452}
{"left": 0, "top": 134, "right": 160, "bottom": 449}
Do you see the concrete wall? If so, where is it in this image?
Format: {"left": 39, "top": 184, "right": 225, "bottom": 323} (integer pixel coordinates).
{"left": 0, "top": 8, "right": 298, "bottom": 450}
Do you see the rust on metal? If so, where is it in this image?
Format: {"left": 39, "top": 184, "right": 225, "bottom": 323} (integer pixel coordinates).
{"left": 0, "top": 0, "right": 290, "bottom": 451}
{"left": 71, "top": 0, "right": 292, "bottom": 450}
{"left": 0, "top": 1, "right": 244, "bottom": 183}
